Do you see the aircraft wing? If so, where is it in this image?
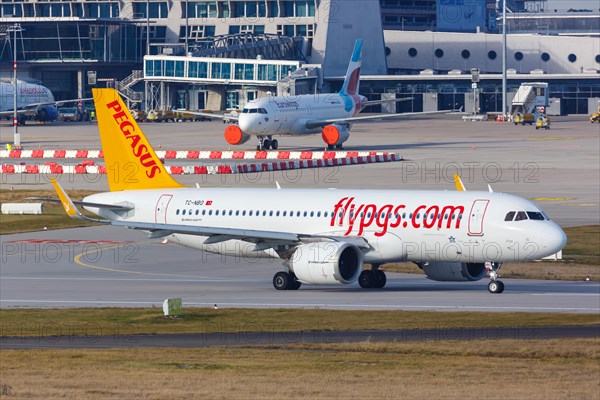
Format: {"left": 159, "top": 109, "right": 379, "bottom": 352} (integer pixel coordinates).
{"left": 362, "top": 97, "right": 414, "bottom": 107}
{"left": 111, "top": 220, "right": 371, "bottom": 250}
{"left": 304, "top": 110, "right": 453, "bottom": 130}
{"left": 0, "top": 97, "right": 93, "bottom": 117}
{"left": 183, "top": 110, "right": 239, "bottom": 121}
{"left": 0, "top": 109, "right": 36, "bottom": 117}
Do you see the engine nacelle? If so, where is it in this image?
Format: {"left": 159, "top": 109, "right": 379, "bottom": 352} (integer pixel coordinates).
{"left": 224, "top": 125, "right": 251, "bottom": 145}
{"left": 322, "top": 124, "right": 350, "bottom": 146}
{"left": 421, "top": 262, "right": 486, "bottom": 282}
{"left": 290, "top": 242, "right": 363, "bottom": 285}
{"left": 35, "top": 105, "right": 59, "bottom": 122}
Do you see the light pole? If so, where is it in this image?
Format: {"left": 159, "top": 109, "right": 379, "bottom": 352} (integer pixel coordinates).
{"left": 502, "top": 0, "right": 507, "bottom": 121}
{"left": 471, "top": 68, "right": 480, "bottom": 115}
{"left": 8, "top": 23, "right": 24, "bottom": 148}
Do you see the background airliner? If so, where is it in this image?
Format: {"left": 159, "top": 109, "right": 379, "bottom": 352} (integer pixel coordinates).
{"left": 47, "top": 89, "right": 566, "bottom": 294}
{"left": 0, "top": 80, "right": 84, "bottom": 124}
{"left": 193, "top": 39, "right": 448, "bottom": 150}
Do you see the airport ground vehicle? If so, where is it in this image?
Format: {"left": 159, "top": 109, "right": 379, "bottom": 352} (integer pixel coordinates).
{"left": 591, "top": 107, "right": 600, "bottom": 123}
{"left": 57, "top": 107, "right": 81, "bottom": 122}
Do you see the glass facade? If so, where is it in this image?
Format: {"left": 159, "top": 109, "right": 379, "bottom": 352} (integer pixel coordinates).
{"left": 144, "top": 57, "right": 300, "bottom": 83}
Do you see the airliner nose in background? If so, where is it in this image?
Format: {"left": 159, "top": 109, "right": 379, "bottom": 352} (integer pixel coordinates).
{"left": 192, "top": 39, "right": 451, "bottom": 150}
{"left": 47, "top": 88, "right": 567, "bottom": 294}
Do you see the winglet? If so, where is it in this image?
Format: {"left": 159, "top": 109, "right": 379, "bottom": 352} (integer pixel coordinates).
{"left": 51, "top": 178, "right": 109, "bottom": 223}
{"left": 454, "top": 174, "right": 466, "bottom": 191}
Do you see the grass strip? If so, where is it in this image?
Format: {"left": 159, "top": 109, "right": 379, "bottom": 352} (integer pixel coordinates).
{"left": 1, "top": 308, "right": 598, "bottom": 338}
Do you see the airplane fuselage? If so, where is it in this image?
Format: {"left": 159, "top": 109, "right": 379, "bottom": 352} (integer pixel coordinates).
{"left": 0, "top": 81, "right": 54, "bottom": 112}
{"left": 84, "top": 188, "right": 566, "bottom": 264}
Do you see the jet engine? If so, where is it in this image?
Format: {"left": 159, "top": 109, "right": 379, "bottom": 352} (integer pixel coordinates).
{"left": 290, "top": 242, "right": 363, "bottom": 285}
{"left": 420, "top": 262, "right": 487, "bottom": 282}
{"left": 224, "top": 125, "right": 251, "bottom": 145}
{"left": 34, "top": 105, "right": 59, "bottom": 122}
{"left": 321, "top": 124, "right": 350, "bottom": 147}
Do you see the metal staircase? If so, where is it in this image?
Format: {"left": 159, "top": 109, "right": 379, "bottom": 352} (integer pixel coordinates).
{"left": 117, "top": 70, "right": 144, "bottom": 104}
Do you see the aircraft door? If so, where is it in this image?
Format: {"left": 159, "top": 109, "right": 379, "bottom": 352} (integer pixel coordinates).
{"left": 155, "top": 194, "right": 173, "bottom": 224}
{"left": 468, "top": 199, "right": 489, "bottom": 236}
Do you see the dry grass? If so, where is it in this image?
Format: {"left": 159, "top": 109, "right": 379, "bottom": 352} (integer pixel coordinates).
{"left": 1, "top": 308, "right": 598, "bottom": 338}
{"left": 1, "top": 339, "right": 598, "bottom": 399}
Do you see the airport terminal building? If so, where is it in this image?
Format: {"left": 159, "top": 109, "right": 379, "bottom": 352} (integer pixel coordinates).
{"left": 1, "top": 0, "right": 599, "bottom": 114}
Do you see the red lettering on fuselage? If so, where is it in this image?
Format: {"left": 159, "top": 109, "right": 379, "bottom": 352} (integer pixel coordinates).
{"left": 330, "top": 198, "right": 464, "bottom": 237}
{"left": 106, "top": 100, "right": 160, "bottom": 179}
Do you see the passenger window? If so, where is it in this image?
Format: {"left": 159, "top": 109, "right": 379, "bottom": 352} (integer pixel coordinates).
{"left": 310, "top": 211, "right": 314, "bottom": 217}
{"left": 262, "top": 211, "right": 267, "bottom": 216}
{"left": 276, "top": 211, "right": 280, "bottom": 217}
{"left": 324, "top": 211, "right": 328, "bottom": 217}
{"left": 235, "top": 211, "right": 239, "bottom": 216}
{"left": 317, "top": 211, "right": 321, "bottom": 217}
{"left": 229, "top": 210, "right": 233, "bottom": 216}
{"left": 215, "top": 210, "right": 219, "bottom": 216}
{"left": 504, "top": 211, "right": 516, "bottom": 221}
{"left": 269, "top": 211, "right": 273, "bottom": 217}
{"left": 249, "top": 211, "right": 253, "bottom": 216}
{"left": 242, "top": 210, "right": 246, "bottom": 216}
{"left": 202, "top": 210, "right": 206, "bottom": 216}
{"left": 196, "top": 210, "right": 199, "bottom": 215}
{"left": 515, "top": 211, "right": 528, "bottom": 221}
{"left": 176, "top": 209, "right": 180, "bottom": 215}
{"left": 182, "top": 210, "right": 186, "bottom": 215}
{"left": 303, "top": 211, "right": 307, "bottom": 217}
{"left": 527, "top": 211, "right": 545, "bottom": 220}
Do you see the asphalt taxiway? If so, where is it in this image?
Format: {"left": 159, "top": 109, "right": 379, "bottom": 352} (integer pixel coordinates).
{"left": 2, "top": 226, "right": 599, "bottom": 313}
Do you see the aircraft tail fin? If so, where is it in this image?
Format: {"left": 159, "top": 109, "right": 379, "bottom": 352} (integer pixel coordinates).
{"left": 339, "top": 39, "right": 363, "bottom": 96}
{"left": 93, "top": 88, "right": 185, "bottom": 191}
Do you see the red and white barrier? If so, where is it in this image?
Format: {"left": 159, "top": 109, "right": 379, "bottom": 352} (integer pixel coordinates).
{"left": 0, "top": 149, "right": 395, "bottom": 161}
{"left": 1, "top": 154, "right": 402, "bottom": 175}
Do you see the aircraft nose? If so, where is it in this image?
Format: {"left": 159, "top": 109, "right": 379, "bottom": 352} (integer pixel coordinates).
{"left": 542, "top": 223, "right": 567, "bottom": 257}
{"left": 238, "top": 115, "right": 253, "bottom": 134}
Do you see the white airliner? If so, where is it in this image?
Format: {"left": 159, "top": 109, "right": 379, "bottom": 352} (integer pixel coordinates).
{"left": 0, "top": 80, "right": 85, "bottom": 124}
{"left": 193, "top": 39, "right": 448, "bottom": 150}
{"left": 48, "top": 88, "right": 566, "bottom": 294}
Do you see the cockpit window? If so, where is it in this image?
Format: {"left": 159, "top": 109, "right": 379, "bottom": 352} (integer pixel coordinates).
{"left": 504, "top": 211, "right": 516, "bottom": 221}
{"left": 527, "top": 211, "right": 545, "bottom": 220}
{"left": 515, "top": 211, "right": 528, "bottom": 221}
{"left": 259, "top": 108, "right": 267, "bottom": 114}
{"left": 242, "top": 109, "right": 249, "bottom": 113}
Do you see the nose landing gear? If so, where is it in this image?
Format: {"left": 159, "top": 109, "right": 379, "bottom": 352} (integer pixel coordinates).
{"left": 257, "top": 136, "right": 278, "bottom": 150}
{"left": 486, "top": 262, "right": 505, "bottom": 293}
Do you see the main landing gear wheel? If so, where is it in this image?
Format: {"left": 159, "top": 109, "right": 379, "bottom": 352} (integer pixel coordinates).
{"left": 273, "top": 271, "right": 301, "bottom": 290}
{"left": 488, "top": 280, "right": 505, "bottom": 294}
{"left": 358, "top": 269, "right": 387, "bottom": 289}
{"left": 270, "top": 139, "right": 278, "bottom": 150}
